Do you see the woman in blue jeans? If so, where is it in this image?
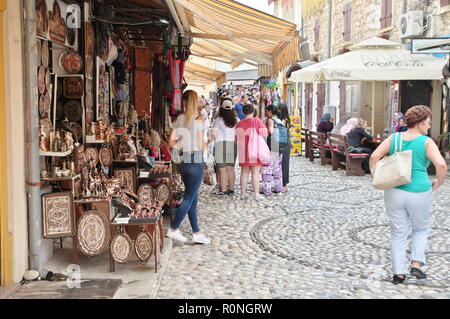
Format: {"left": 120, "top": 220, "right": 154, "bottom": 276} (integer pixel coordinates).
{"left": 370, "top": 105, "right": 447, "bottom": 284}
{"left": 167, "top": 90, "right": 211, "bottom": 244}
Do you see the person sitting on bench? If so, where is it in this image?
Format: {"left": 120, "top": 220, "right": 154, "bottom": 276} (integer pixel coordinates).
{"left": 345, "top": 119, "right": 373, "bottom": 173}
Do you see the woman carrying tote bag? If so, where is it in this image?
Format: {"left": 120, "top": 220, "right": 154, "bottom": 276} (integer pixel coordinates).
{"left": 369, "top": 105, "right": 447, "bottom": 285}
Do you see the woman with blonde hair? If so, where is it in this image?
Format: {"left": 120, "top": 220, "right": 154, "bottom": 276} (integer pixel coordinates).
{"left": 167, "top": 90, "right": 211, "bottom": 244}
{"left": 346, "top": 118, "right": 374, "bottom": 173}
{"left": 370, "top": 105, "right": 447, "bottom": 284}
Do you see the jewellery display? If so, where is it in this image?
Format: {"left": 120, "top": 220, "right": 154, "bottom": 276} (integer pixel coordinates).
{"left": 111, "top": 230, "right": 132, "bottom": 264}
{"left": 77, "top": 210, "right": 110, "bottom": 256}
{"left": 134, "top": 229, "right": 153, "bottom": 262}
{"left": 41, "top": 192, "right": 74, "bottom": 239}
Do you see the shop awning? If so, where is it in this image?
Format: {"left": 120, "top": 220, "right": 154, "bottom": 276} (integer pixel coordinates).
{"left": 184, "top": 61, "right": 226, "bottom": 86}
{"left": 171, "top": 0, "right": 305, "bottom": 76}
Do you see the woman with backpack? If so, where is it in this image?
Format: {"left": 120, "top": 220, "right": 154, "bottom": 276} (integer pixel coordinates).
{"left": 277, "top": 103, "right": 292, "bottom": 193}
{"left": 262, "top": 105, "right": 288, "bottom": 196}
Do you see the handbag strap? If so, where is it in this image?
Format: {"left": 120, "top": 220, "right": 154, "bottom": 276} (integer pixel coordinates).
{"left": 394, "top": 132, "right": 402, "bottom": 153}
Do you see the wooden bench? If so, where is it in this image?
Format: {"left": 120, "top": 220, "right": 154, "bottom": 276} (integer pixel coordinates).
{"left": 301, "top": 128, "right": 310, "bottom": 158}
{"left": 308, "top": 131, "right": 331, "bottom": 166}
{"left": 327, "top": 133, "right": 370, "bottom": 176}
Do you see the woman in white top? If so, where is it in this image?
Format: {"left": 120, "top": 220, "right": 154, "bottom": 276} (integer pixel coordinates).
{"left": 210, "top": 98, "right": 238, "bottom": 195}
{"left": 167, "top": 90, "right": 211, "bottom": 244}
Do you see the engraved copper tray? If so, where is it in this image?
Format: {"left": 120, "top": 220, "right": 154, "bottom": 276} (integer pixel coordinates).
{"left": 138, "top": 184, "right": 154, "bottom": 205}
{"left": 41, "top": 40, "right": 49, "bottom": 67}
{"left": 38, "top": 66, "right": 46, "bottom": 94}
{"left": 110, "top": 232, "right": 132, "bottom": 264}
{"left": 64, "top": 100, "right": 83, "bottom": 122}
{"left": 77, "top": 210, "right": 110, "bottom": 256}
{"left": 134, "top": 230, "right": 153, "bottom": 263}
{"left": 85, "top": 147, "right": 99, "bottom": 167}
{"left": 42, "top": 192, "right": 74, "bottom": 239}
{"left": 64, "top": 76, "right": 83, "bottom": 99}
{"left": 99, "top": 147, "right": 113, "bottom": 167}
{"left": 155, "top": 183, "right": 171, "bottom": 204}
{"left": 59, "top": 50, "right": 83, "bottom": 74}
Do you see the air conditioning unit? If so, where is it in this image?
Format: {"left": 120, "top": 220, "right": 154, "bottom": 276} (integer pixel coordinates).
{"left": 399, "top": 11, "right": 424, "bottom": 39}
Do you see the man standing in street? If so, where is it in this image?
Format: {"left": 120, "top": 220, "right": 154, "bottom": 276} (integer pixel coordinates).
{"left": 235, "top": 95, "right": 248, "bottom": 120}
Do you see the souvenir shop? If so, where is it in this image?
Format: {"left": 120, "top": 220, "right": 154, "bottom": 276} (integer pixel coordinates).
{"left": 35, "top": 0, "right": 186, "bottom": 271}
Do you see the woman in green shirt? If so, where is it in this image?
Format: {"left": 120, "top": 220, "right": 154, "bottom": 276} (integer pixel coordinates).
{"left": 370, "top": 105, "right": 447, "bottom": 285}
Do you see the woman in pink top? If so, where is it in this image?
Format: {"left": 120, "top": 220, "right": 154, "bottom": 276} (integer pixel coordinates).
{"left": 235, "top": 104, "right": 268, "bottom": 200}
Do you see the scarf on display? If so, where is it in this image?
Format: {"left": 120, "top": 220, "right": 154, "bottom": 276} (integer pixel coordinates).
{"left": 167, "top": 48, "right": 187, "bottom": 114}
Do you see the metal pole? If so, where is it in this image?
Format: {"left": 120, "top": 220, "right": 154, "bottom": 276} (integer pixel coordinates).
{"left": 23, "top": 0, "right": 42, "bottom": 272}
{"left": 372, "top": 81, "right": 376, "bottom": 136}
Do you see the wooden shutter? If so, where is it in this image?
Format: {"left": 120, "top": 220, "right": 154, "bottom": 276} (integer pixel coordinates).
{"left": 343, "top": 3, "right": 352, "bottom": 41}
{"left": 339, "top": 81, "right": 346, "bottom": 121}
{"left": 385, "top": 0, "right": 392, "bottom": 27}
{"left": 305, "top": 83, "right": 313, "bottom": 129}
{"left": 316, "top": 83, "right": 326, "bottom": 121}
{"left": 314, "top": 19, "right": 320, "bottom": 52}
{"left": 380, "top": 0, "right": 387, "bottom": 29}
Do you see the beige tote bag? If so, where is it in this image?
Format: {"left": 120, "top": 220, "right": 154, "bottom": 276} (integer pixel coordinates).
{"left": 372, "top": 133, "right": 412, "bottom": 190}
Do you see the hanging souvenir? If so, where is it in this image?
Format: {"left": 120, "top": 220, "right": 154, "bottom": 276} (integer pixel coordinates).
{"left": 42, "top": 192, "right": 74, "bottom": 239}
{"left": 85, "top": 147, "right": 99, "bottom": 167}
{"left": 155, "top": 183, "right": 171, "bottom": 204}
{"left": 59, "top": 50, "right": 83, "bottom": 74}
{"left": 138, "top": 184, "right": 154, "bottom": 205}
{"left": 77, "top": 210, "right": 110, "bottom": 256}
{"left": 134, "top": 230, "right": 153, "bottom": 263}
{"left": 38, "top": 66, "right": 46, "bottom": 95}
{"left": 36, "top": 0, "right": 48, "bottom": 38}
{"left": 85, "top": 22, "right": 95, "bottom": 57}
{"left": 41, "top": 41, "right": 49, "bottom": 68}
{"left": 111, "top": 231, "right": 132, "bottom": 264}
{"left": 63, "top": 76, "right": 83, "bottom": 99}
{"left": 48, "top": 0, "right": 66, "bottom": 45}
{"left": 99, "top": 147, "right": 113, "bottom": 167}
{"left": 63, "top": 100, "right": 83, "bottom": 122}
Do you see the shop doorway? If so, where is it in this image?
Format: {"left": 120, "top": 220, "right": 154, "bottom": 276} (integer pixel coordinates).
{"left": 400, "top": 80, "right": 432, "bottom": 114}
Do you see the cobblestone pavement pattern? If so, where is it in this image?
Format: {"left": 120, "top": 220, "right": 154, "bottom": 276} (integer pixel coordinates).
{"left": 157, "top": 157, "right": 450, "bottom": 299}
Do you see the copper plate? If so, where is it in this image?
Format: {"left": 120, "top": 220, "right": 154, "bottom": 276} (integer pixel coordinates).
{"left": 36, "top": 0, "right": 48, "bottom": 38}
{"left": 111, "top": 232, "right": 132, "bottom": 264}
{"left": 155, "top": 183, "right": 171, "bottom": 204}
{"left": 42, "top": 192, "right": 74, "bottom": 239}
{"left": 85, "top": 147, "right": 99, "bottom": 167}
{"left": 138, "top": 184, "right": 154, "bottom": 205}
{"left": 38, "top": 66, "right": 46, "bottom": 94}
{"left": 77, "top": 210, "right": 110, "bottom": 256}
{"left": 39, "top": 94, "right": 46, "bottom": 118}
{"left": 59, "top": 50, "right": 83, "bottom": 74}
{"left": 64, "top": 100, "right": 82, "bottom": 122}
{"left": 99, "top": 148, "right": 113, "bottom": 167}
{"left": 45, "top": 70, "right": 52, "bottom": 91}
{"left": 44, "top": 90, "right": 51, "bottom": 117}
{"left": 63, "top": 77, "right": 83, "bottom": 99}
{"left": 41, "top": 41, "right": 49, "bottom": 67}
{"left": 134, "top": 230, "right": 153, "bottom": 263}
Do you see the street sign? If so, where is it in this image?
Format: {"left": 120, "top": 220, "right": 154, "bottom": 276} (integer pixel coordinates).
{"left": 411, "top": 38, "right": 450, "bottom": 54}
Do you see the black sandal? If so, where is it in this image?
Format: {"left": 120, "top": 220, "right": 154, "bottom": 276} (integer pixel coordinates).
{"left": 392, "top": 275, "right": 406, "bottom": 285}
{"left": 410, "top": 267, "right": 427, "bottom": 280}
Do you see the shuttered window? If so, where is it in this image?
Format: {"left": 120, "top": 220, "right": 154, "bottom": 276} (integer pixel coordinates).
{"left": 343, "top": 3, "right": 352, "bottom": 41}
{"left": 314, "top": 19, "right": 320, "bottom": 52}
{"left": 380, "top": 0, "right": 393, "bottom": 28}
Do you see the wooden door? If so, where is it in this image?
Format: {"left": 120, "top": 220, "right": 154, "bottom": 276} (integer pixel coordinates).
{"left": 316, "top": 83, "right": 326, "bottom": 121}
{"left": 339, "top": 81, "right": 346, "bottom": 121}
{"left": 305, "top": 83, "right": 313, "bottom": 129}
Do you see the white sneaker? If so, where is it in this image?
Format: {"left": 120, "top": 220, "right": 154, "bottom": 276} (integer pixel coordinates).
{"left": 192, "top": 232, "right": 211, "bottom": 244}
{"left": 239, "top": 193, "right": 249, "bottom": 200}
{"left": 254, "top": 194, "right": 265, "bottom": 201}
{"left": 166, "top": 229, "right": 187, "bottom": 242}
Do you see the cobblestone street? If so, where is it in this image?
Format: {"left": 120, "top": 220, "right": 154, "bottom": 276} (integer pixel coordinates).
{"left": 157, "top": 157, "right": 450, "bottom": 299}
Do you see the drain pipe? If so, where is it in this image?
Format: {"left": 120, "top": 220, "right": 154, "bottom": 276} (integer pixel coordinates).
{"left": 23, "top": 0, "right": 42, "bottom": 272}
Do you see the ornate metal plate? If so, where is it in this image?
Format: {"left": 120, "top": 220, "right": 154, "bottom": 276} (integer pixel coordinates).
{"left": 39, "top": 94, "right": 46, "bottom": 118}
{"left": 45, "top": 70, "right": 52, "bottom": 91}
{"left": 85, "top": 147, "right": 99, "bottom": 167}
{"left": 64, "top": 77, "right": 83, "bottom": 99}
{"left": 77, "top": 210, "right": 110, "bottom": 257}
{"left": 86, "top": 56, "right": 94, "bottom": 79}
{"left": 48, "top": 0, "right": 66, "bottom": 45}
{"left": 134, "top": 230, "right": 153, "bottom": 263}
{"left": 99, "top": 147, "right": 113, "bottom": 167}
{"left": 38, "top": 66, "right": 46, "bottom": 94}
{"left": 59, "top": 50, "right": 83, "bottom": 74}
{"left": 155, "top": 183, "right": 171, "bottom": 204}
{"left": 44, "top": 90, "right": 51, "bottom": 118}
{"left": 138, "top": 184, "right": 154, "bottom": 205}
{"left": 110, "top": 232, "right": 132, "bottom": 264}
{"left": 41, "top": 40, "right": 49, "bottom": 67}
{"left": 42, "top": 192, "right": 74, "bottom": 239}
{"left": 36, "top": 0, "right": 48, "bottom": 38}
{"left": 64, "top": 100, "right": 83, "bottom": 122}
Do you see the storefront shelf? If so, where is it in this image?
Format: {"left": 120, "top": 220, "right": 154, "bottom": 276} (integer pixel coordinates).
{"left": 39, "top": 150, "right": 73, "bottom": 157}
